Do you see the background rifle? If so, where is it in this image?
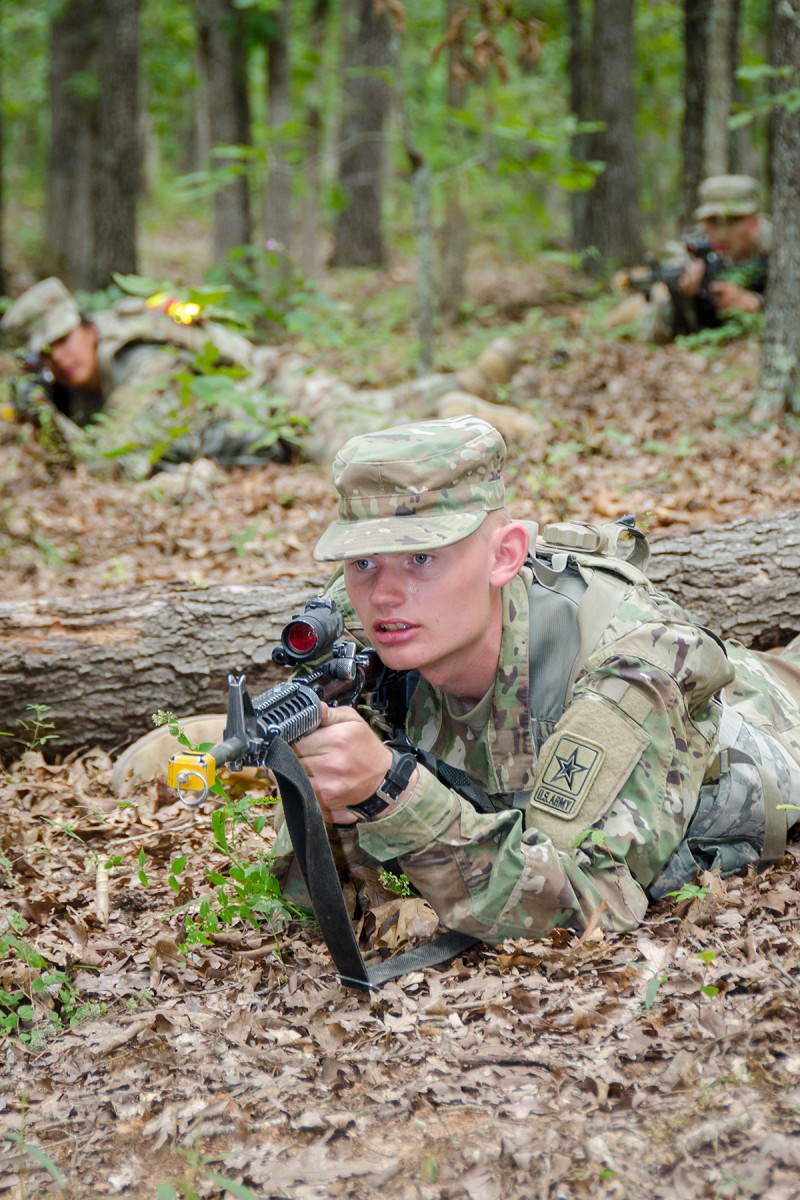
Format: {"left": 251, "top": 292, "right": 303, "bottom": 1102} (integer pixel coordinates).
{"left": 166, "top": 597, "right": 408, "bottom": 805}
{"left": 616, "top": 235, "right": 723, "bottom": 299}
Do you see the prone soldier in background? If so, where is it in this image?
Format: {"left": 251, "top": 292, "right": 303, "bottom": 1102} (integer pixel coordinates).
{"left": 616, "top": 175, "right": 770, "bottom": 344}
{"left": 0, "top": 277, "right": 535, "bottom": 479}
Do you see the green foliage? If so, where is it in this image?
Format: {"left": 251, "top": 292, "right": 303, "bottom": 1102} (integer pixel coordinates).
{"left": 677, "top": 311, "right": 765, "bottom": 351}
{"left": 1, "top": 703, "right": 58, "bottom": 752}
{"left": 664, "top": 882, "right": 711, "bottom": 904}
{"left": 179, "top": 794, "right": 311, "bottom": 943}
{"left": 150, "top": 712, "right": 309, "bottom": 946}
{"left": 0, "top": 912, "right": 104, "bottom": 1048}
{"left": 732, "top": 62, "right": 800, "bottom": 128}
{"left": 153, "top": 1149, "right": 261, "bottom": 1200}
{"left": 379, "top": 868, "right": 414, "bottom": 897}
{"left": 2, "top": 1132, "right": 67, "bottom": 1191}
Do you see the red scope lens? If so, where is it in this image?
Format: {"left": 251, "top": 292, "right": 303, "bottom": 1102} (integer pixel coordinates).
{"left": 284, "top": 621, "right": 318, "bottom": 656}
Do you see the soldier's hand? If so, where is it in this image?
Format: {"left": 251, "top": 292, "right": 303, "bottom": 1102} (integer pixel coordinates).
{"left": 677, "top": 258, "right": 705, "bottom": 297}
{"left": 709, "top": 280, "right": 761, "bottom": 314}
{"left": 293, "top": 704, "right": 395, "bottom": 825}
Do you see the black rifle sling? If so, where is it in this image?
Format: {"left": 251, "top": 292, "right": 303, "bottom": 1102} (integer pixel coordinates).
{"left": 264, "top": 737, "right": 480, "bottom": 990}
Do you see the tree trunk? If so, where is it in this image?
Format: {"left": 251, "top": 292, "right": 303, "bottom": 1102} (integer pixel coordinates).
{"left": 704, "top": 0, "right": 737, "bottom": 175}
{"left": 91, "top": 0, "right": 141, "bottom": 288}
{"left": 330, "top": 0, "right": 392, "bottom": 268}
{"left": 583, "top": 0, "right": 643, "bottom": 269}
{"left": 299, "top": 0, "right": 331, "bottom": 280}
{"left": 2, "top": 510, "right": 799, "bottom": 758}
{"left": 758, "top": 0, "right": 800, "bottom": 415}
{"left": 568, "top": 0, "right": 591, "bottom": 254}
{"left": 194, "top": 0, "right": 252, "bottom": 262}
{"left": 43, "top": 0, "right": 141, "bottom": 291}
{"left": 679, "top": 0, "right": 711, "bottom": 230}
{"left": 263, "top": 0, "right": 294, "bottom": 303}
{"left": 438, "top": 0, "right": 469, "bottom": 323}
{"left": 44, "top": 0, "right": 101, "bottom": 288}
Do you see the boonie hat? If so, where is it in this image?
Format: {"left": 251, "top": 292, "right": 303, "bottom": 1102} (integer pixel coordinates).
{"left": 0, "top": 277, "right": 82, "bottom": 357}
{"left": 313, "top": 415, "right": 507, "bottom": 561}
{"left": 694, "top": 175, "right": 760, "bottom": 221}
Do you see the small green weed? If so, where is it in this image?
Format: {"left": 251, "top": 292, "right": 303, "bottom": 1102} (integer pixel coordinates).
{"left": 151, "top": 711, "right": 311, "bottom": 947}
{"left": 0, "top": 912, "right": 104, "bottom": 1048}
{"left": 1, "top": 702, "right": 59, "bottom": 753}
{"left": 379, "top": 867, "right": 414, "bottom": 897}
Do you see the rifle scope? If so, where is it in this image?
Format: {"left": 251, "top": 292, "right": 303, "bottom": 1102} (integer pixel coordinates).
{"left": 273, "top": 598, "right": 345, "bottom": 665}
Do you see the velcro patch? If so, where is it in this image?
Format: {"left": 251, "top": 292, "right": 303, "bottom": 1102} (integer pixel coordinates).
{"left": 530, "top": 733, "right": 605, "bottom": 820}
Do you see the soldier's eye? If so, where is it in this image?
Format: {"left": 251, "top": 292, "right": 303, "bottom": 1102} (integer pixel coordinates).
{"left": 412, "top": 554, "right": 433, "bottom": 565}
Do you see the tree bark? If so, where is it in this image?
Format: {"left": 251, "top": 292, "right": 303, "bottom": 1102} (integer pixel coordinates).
{"left": 583, "top": 0, "right": 643, "bottom": 269}
{"left": 299, "top": 0, "right": 331, "bottom": 280}
{"left": 330, "top": 0, "right": 392, "bottom": 268}
{"left": 194, "top": 0, "right": 252, "bottom": 262}
{"left": 44, "top": 0, "right": 101, "bottom": 288}
{"left": 759, "top": 0, "right": 800, "bottom": 415}
{"left": 263, "top": 0, "right": 294, "bottom": 303}
{"left": 568, "top": 0, "right": 591, "bottom": 254}
{"left": 679, "top": 0, "right": 711, "bottom": 230}
{"left": 92, "top": 0, "right": 141, "bottom": 287}
{"left": 43, "top": 0, "right": 141, "bottom": 290}
{"left": 438, "top": 0, "right": 469, "bottom": 323}
{"left": 703, "top": 0, "right": 737, "bottom": 176}
{"left": 2, "top": 510, "right": 799, "bottom": 758}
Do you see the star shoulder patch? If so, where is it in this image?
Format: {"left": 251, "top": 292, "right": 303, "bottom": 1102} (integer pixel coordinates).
{"left": 529, "top": 733, "right": 606, "bottom": 820}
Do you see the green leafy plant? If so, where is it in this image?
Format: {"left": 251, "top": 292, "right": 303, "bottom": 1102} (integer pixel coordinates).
{"left": 3, "top": 1131, "right": 67, "bottom": 1195}
{"left": 153, "top": 1149, "right": 261, "bottom": 1200}
{"left": 379, "top": 867, "right": 414, "bottom": 897}
{"left": 0, "top": 912, "right": 104, "bottom": 1048}
{"left": 1, "top": 703, "right": 59, "bottom": 754}
{"left": 150, "top": 711, "right": 311, "bottom": 947}
{"left": 182, "top": 797, "right": 311, "bottom": 942}
{"left": 664, "top": 882, "right": 711, "bottom": 904}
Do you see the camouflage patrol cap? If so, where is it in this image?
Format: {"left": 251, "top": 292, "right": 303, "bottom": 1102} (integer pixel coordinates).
{"left": 695, "top": 175, "right": 760, "bottom": 220}
{"left": 0, "top": 277, "right": 82, "bottom": 357}
{"left": 313, "top": 415, "right": 507, "bottom": 561}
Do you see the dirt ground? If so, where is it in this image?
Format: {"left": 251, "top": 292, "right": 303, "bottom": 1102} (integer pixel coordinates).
{"left": 1, "top": 275, "right": 800, "bottom": 1200}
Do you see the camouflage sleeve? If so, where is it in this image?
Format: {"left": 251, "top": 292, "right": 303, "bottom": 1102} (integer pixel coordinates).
{"left": 357, "top": 622, "right": 733, "bottom": 942}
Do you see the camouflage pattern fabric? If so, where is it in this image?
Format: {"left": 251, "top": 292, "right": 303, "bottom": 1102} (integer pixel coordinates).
{"left": 4, "top": 293, "right": 536, "bottom": 477}
{"left": 314, "top": 415, "right": 507, "bottom": 560}
{"left": 272, "top": 573, "right": 800, "bottom": 942}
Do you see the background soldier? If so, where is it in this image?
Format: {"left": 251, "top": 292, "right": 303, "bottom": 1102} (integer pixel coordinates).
{"left": 613, "top": 175, "right": 770, "bottom": 343}
{"left": 1, "top": 278, "right": 535, "bottom": 478}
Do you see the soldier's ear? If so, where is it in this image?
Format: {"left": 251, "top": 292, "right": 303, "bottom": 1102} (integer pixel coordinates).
{"left": 489, "top": 521, "right": 529, "bottom": 588}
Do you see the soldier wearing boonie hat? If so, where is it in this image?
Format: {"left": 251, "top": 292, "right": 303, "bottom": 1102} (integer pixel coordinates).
{"left": 635, "top": 173, "right": 770, "bottom": 344}
{"left": 313, "top": 415, "right": 507, "bottom": 561}
{"left": 1, "top": 277, "right": 83, "bottom": 359}
{"left": 694, "top": 174, "right": 760, "bottom": 221}
{"left": 272, "top": 414, "right": 800, "bottom": 953}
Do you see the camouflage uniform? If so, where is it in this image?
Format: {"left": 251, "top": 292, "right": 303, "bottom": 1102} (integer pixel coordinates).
{"left": 273, "top": 415, "right": 800, "bottom": 942}
{"left": 2, "top": 279, "right": 535, "bottom": 477}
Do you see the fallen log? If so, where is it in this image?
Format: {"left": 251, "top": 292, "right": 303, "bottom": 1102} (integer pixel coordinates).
{"left": 1, "top": 509, "right": 798, "bottom": 757}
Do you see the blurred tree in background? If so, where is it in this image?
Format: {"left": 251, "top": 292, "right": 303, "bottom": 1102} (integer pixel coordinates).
{"left": 0, "top": 0, "right": 781, "bottom": 316}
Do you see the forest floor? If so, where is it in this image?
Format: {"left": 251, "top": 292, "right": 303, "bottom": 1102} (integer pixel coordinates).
{"left": 1, "top": 257, "right": 800, "bottom": 1200}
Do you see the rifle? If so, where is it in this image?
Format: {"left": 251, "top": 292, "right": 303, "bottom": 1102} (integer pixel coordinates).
{"left": 167, "top": 597, "right": 479, "bottom": 989}
{"left": 167, "top": 597, "right": 408, "bottom": 806}
{"left": 616, "top": 235, "right": 724, "bottom": 299}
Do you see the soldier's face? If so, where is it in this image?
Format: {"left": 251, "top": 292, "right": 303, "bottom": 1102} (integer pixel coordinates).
{"left": 45, "top": 324, "right": 101, "bottom": 391}
{"left": 702, "top": 212, "right": 759, "bottom": 262}
{"left": 342, "top": 520, "right": 519, "bottom": 702}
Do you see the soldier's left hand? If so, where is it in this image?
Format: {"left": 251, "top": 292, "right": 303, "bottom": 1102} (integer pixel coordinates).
{"left": 709, "top": 280, "right": 761, "bottom": 313}
{"left": 293, "top": 704, "right": 395, "bottom": 824}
